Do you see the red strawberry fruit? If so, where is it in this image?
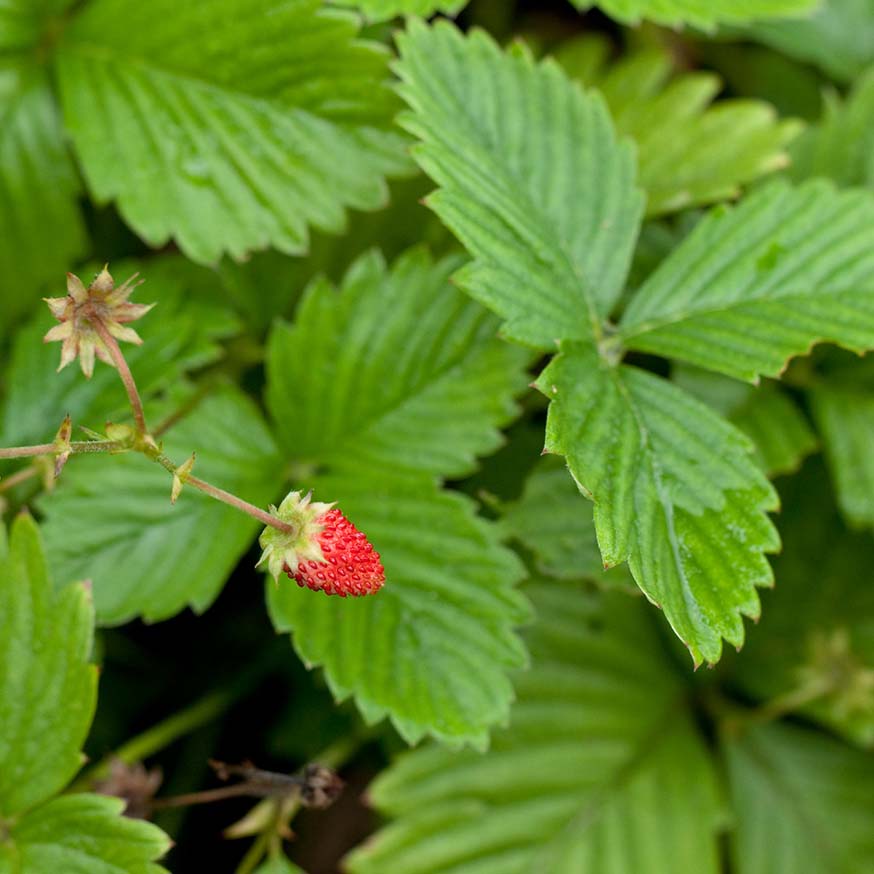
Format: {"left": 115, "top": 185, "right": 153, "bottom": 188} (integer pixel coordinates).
{"left": 258, "top": 491, "right": 384, "bottom": 597}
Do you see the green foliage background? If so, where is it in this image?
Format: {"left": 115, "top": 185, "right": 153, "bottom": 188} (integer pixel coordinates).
{"left": 1, "top": 1, "right": 874, "bottom": 872}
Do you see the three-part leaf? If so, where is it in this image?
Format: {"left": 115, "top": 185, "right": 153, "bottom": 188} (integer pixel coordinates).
{"left": 347, "top": 580, "right": 724, "bottom": 873}
{"left": 56, "top": 0, "right": 410, "bottom": 263}
{"left": 266, "top": 248, "right": 530, "bottom": 745}
{"left": 397, "top": 21, "right": 874, "bottom": 664}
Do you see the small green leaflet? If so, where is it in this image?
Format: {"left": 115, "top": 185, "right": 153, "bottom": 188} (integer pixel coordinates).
{"left": 500, "top": 456, "right": 634, "bottom": 589}
{"left": 570, "top": 0, "right": 817, "bottom": 29}
{"left": 346, "top": 580, "right": 724, "bottom": 874}
{"left": 0, "top": 257, "right": 240, "bottom": 449}
{"left": 730, "top": 465, "right": 874, "bottom": 747}
{"left": 0, "top": 515, "right": 170, "bottom": 873}
{"left": 556, "top": 37, "right": 800, "bottom": 215}
{"left": 0, "top": 59, "right": 86, "bottom": 341}
{"left": 726, "top": 722, "right": 874, "bottom": 873}
{"left": 619, "top": 181, "right": 874, "bottom": 383}
{"left": 40, "top": 387, "right": 281, "bottom": 625}
{"left": 538, "top": 344, "right": 779, "bottom": 665}
{"left": 333, "top": 0, "right": 467, "bottom": 20}
{"left": 266, "top": 248, "right": 530, "bottom": 745}
{"left": 395, "top": 19, "right": 644, "bottom": 348}
{"left": 789, "top": 67, "right": 874, "bottom": 187}
{"left": 740, "top": 0, "right": 874, "bottom": 84}
{"left": 56, "top": 0, "right": 410, "bottom": 264}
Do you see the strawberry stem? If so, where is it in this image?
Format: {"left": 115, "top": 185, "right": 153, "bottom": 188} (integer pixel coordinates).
{"left": 150, "top": 450, "right": 295, "bottom": 534}
{"left": 0, "top": 439, "right": 126, "bottom": 460}
{"left": 90, "top": 316, "right": 149, "bottom": 436}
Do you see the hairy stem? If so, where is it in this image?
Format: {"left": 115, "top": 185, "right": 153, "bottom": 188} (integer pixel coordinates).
{"left": 0, "top": 440, "right": 126, "bottom": 460}
{"left": 91, "top": 317, "right": 148, "bottom": 436}
{"left": 150, "top": 451, "right": 294, "bottom": 534}
{"left": 152, "top": 783, "right": 265, "bottom": 809}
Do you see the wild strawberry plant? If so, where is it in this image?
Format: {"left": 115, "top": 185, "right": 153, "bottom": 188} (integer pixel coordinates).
{"left": 1, "top": 1, "right": 874, "bottom": 872}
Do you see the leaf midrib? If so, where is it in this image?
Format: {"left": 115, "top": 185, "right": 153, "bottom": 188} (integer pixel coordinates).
{"left": 530, "top": 689, "right": 690, "bottom": 872}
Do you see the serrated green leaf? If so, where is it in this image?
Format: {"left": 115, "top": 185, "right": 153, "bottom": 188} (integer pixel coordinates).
{"left": 570, "top": 0, "right": 816, "bottom": 28}
{"left": 0, "top": 0, "right": 74, "bottom": 50}
{"left": 268, "top": 467, "right": 529, "bottom": 747}
{"left": 811, "top": 384, "right": 874, "bottom": 528}
{"left": 0, "top": 514, "right": 96, "bottom": 817}
{"left": 789, "top": 68, "right": 874, "bottom": 187}
{"left": 673, "top": 366, "right": 817, "bottom": 476}
{"left": 556, "top": 37, "right": 800, "bottom": 216}
{"left": 0, "top": 257, "right": 240, "bottom": 449}
{"left": 725, "top": 722, "right": 874, "bottom": 874}
{"left": 739, "top": 0, "right": 874, "bottom": 83}
{"left": 346, "top": 580, "right": 723, "bottom": 874}
{"left": 538, "top": 343, "right": 779, "bottom": 665}
{"left": 265, "top": 246, "right": 530, "bottom": 745}
{"left": 729, "top": 464, "right": 874, "bottom": 747}
{"left": 0, "top": 794, "right": 170, "bottom": 874}
{"left": 39, "top": 387, "right": 281, "bottom": 624}
{"left": 267, "top": 248, "right": 529, "bottom": 478}
{"left": 500, "top": 456, "right": 634, "bottom": 589}
{"left": 56, "top": 0, "right": 409, "bottom": 264}
{"left": 619, "top": 181, "right": 874, "bottom": 382}
{"left": 395, "top": 19, "right": 643, "bottom": 347}
{"left": 333, "top": 0, "right": 466, "bottom": 20}
{"left": 0, "top": 58, "right": 86, "bottom": 341}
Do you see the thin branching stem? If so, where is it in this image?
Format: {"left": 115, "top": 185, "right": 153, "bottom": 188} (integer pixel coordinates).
{"left": 90, "top": 316, "right": 149, "bottom": 436}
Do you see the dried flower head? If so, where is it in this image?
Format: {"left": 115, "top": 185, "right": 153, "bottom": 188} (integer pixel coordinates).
{"left": 93, "top": 758, "right": 163, "bottom": 820}
{"left": 43, "top": 266, "right": 153, "bottom": 378}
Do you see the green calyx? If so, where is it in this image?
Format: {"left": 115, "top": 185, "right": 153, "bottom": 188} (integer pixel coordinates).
{"left": 257, "top": 490, "right": 335, "bottom": 582}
